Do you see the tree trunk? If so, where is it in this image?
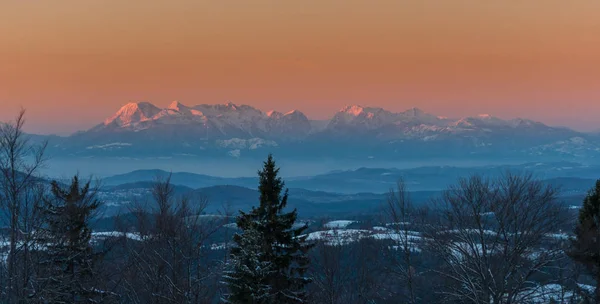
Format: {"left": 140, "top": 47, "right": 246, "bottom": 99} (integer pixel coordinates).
{"left": 7, "top": 198, "right": 18, "bottom": 301}
{"left": 594, "top": 277, "right": 600, "bottom": 303}
{"left": 8, "top": 222, "right": 16, "bottom": 300}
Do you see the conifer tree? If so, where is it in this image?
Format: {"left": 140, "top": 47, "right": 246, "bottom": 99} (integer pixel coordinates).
{"left": 222, "top": 228, "right": 274, "bottom": 304}
{"left": 569, "top": 179, "right": 600, "bottom": 302}
{"left": 34, "top": 175, "right": 103, "bottom": 303}
{"left": 223, "top": 154, "right": 313, "bottom": 303}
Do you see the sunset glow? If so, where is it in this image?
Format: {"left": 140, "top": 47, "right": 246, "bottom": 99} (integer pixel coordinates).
{"left": 1, "top": 0, "right": 599, "bottom": 134}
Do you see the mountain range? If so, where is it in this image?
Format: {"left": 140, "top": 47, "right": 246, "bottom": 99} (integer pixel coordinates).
{"left": 41, "top": 101, "right": 600, "bottom": 161}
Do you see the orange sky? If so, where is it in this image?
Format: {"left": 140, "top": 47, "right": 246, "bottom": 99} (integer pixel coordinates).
{"left": 1, "top": 0, "right": 599, "bottom": 134}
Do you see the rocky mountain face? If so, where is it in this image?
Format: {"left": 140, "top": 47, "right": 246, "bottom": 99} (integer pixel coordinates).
{"left": 94, "top": 101, "right": 312, "bottom": 140}
{"left": 46, "top": 101, "right": 600, "bottom": 161}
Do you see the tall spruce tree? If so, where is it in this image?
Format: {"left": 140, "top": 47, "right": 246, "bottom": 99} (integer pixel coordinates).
{"left": 569, "top": 179, "right": 600, "bottom": 302}
{"left": 34, "top": 176, "right": 102, "bottom": 303}
{"left": 223, "top": 154, "right": 313, "bottom": 303}
{"left": 222, "top": 228, "right": 275, "bottom": 304}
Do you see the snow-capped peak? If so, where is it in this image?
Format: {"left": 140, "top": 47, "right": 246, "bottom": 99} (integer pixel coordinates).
{"left": 339, "top": 105, "right": 367, "bottom": 116}
{"left": 283, "top": 110, "right": 309, "bottom": 121}
{"left": 451, "top": 114, "right": 509, "bottom": 128}
{"left": 339, "top": 105, "right": 434, "bottom": 121}
{"left": 224, "top": 102, "right": 238, "bottom": 110}
{"left": 473, "top": 114, "right": 506, "bottom": 125}
{"left": 265, "top": 110, "right": 309, "bottom": 133}
{"left": 330, "top": 105, "right": 398, "bottom": 129}
{"left": 337, "top": 105, "right": 395, "bottom": 120}
{"left": 158, "top": 100, "right": 206, "bottom": 119}
{"left": 266, "top": 110, "right": 283, "bottom": 118}
{"left": 167, "top": 100, "right": 190, "bottom": 112}
{"left": 104, "top": 101, "right": 161, "bottom": 127}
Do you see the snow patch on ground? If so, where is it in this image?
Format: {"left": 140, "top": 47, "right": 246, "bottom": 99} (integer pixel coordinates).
{"left": 92, "top": 231, "right": 142, "bottom": 241}
{"left": 305, "top": 229, "right": 370, "bottom": 246}
{"left": 323, "top": 220, "right": 355, "bottom": 229}
{"left": 305, "top": 228, "right": 423, "bottom": 247}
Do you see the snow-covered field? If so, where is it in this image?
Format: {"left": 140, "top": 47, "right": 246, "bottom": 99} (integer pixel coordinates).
{"left": 304, "top": 225, "right": 423, "bottom": 247}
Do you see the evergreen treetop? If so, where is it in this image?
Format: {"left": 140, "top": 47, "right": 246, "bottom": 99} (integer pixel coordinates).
{"left": 224, "top": 154, "right": 313, "bottom": 303}
{"left": 35, "top": 175, "right": 103, "bottom": 303}
{"left": 577, "top": 180, "right": 600, "bottom": 226}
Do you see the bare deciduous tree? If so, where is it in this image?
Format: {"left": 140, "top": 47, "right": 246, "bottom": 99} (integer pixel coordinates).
{"left": 0, "top": 109, "right": 47, "bottom": 301}
{"left": 308, "top": 231, "right": 352, "bottom": 304}
{"left": 382, "top": 179, "right": 428, "bottom": 304}
{"left": 426, "top": 173, "right": 565, "bottom": 304}
{"left": 120, "top": 174, "right": 226, "bottom": 303}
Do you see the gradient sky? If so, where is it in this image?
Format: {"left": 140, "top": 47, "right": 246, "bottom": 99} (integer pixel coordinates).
{"left": 1, "top": 0, "right": 599, "bottom": 134}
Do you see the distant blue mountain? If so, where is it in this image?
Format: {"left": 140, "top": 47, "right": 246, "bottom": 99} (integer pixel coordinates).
{"left": 102, "top": 169, "right": 258, "bottom": 189}
{"left": 100, "top": 162, "right": 600, "bottom": 194}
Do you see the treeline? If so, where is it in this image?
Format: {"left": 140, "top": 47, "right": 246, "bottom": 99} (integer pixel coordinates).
{"left": 2, "top": 111, "right": 600, "bottom": 303}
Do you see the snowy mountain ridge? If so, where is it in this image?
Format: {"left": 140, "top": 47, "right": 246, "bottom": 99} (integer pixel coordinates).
{"left": 99, "top": 101, "right": 309, "bottom": 137}
{"left": 53, "top": 101, "right": 600, "bottom": 160}
{"left": 98, "top": 101, "right": 559, "bottom": 135}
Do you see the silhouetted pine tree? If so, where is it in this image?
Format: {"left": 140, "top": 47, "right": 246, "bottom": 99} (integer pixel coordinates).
{"left": 569, "top": 179, "right": 600, "bottom": 302}
{"left": 34, "top": 176, "right": 103, "bottom": 303}
{"left": 223, "top": 154, "right": 313, "bottom": 303}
